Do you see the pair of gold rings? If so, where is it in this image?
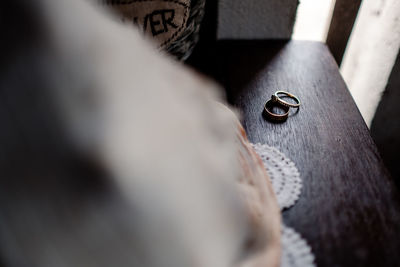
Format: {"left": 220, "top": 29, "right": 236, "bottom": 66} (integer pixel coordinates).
{"left": 263, "top": 91, "right": 300, "bottom": 122}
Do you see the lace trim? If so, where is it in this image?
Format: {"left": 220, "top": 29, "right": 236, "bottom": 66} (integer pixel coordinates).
{"left": 251, "top": 143, "right": 302, "bottom": 210}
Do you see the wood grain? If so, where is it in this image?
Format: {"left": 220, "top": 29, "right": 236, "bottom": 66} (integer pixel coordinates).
{"left": 326, "top": 0, "right": 362, "bottom": 65}
{"left": 211, "top": 40, "right": 400, "bottom": 267}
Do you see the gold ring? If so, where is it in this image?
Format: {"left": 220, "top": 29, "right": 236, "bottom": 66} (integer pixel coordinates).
{"left": 263, "top": 99, "right": 290, "bottom": 122}
{"left": 272, "top": 91, "right": 300, "bottom": 108}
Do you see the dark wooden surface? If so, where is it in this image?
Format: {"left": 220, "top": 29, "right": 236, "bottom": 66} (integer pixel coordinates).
{"left": 210, "top": 40, "right": 400, "bottom": 267}
{"left": 326, "top": 0, "right": 362, "bottom": 66}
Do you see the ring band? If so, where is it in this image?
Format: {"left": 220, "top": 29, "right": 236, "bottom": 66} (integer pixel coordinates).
{"left": 272, "top": 91, "right": 300, "bottom": 108}
{"left": 263, "top": 99, "right": 290, "bottom": 122}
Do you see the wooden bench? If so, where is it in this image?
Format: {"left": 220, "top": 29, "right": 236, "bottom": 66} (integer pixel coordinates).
{"left": 189, "top": 40, "right": 400, "bottom": 267}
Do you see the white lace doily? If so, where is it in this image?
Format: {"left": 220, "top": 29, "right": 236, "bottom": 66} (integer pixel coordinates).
{"left": 251, "top": 143, "right": 316, "bottom": 267}
{"left": 251, "top": 143, "right": 302, "bottom": 210}
{"left": 281, "top": 225, "right": 315, "bottom": 267}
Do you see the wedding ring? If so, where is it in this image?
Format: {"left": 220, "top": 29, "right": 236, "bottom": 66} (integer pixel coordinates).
{"left": 272, "top": 91, "right": 300, "bottom": 108}
{"left": 263, "top": 99, "right": 290, "bottom": 122}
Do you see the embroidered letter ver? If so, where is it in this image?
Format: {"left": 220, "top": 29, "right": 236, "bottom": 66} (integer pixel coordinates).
{"left": 143, "top": 9, "right": 178, "bottom": 36}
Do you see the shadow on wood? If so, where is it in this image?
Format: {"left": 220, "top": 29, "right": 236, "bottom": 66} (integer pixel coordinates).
{"left": 209, "top": 40, "right": 400, "bottom": 267}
